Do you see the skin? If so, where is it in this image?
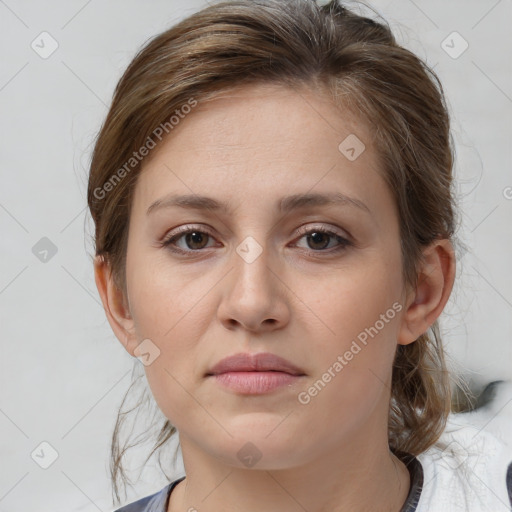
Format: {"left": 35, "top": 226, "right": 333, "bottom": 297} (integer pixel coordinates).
{"left": 94, "top": 82, "right": 456, "bottom": 512}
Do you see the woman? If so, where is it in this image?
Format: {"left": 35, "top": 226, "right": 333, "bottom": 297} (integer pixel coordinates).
{"left": 87, "top": 1, "right": 512, "bottom": 510}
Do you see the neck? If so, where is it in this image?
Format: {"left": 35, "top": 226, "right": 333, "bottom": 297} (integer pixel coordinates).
{"left": 168, "top": 424, "right": 411, "bottom": 512}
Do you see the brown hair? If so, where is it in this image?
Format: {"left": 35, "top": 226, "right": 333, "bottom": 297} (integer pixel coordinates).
{"left": 87, "top": 0, "right": 462, "bottom": 504}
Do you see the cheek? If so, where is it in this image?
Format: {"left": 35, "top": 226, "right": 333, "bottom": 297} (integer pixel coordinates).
{"left": 127, "top": 253, "right": 212, "bottom": 338}
{"left": 296, "top": 258, "right": 403, "bottom": 413}
{"left": 307, "top": 257, "right": 403, "bottom": 351}
{"left": 143, "top": 362, "right": 205, "bottom": 440}
{"left": 125, "top": 258, "right": 218, "bottom": 425}
{"left": 297, "top": 273, "right": 402, "bottom": 415}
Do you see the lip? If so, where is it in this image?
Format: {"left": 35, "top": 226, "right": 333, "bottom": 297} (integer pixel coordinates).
{"left": 206, "top": 352, "right": 306, "bottom": 377}
{"left": 206, "top": 352, "right": 306, "bottom": 395}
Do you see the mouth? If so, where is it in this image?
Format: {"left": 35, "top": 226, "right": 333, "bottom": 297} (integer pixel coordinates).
{"left": 205, "top": 352, "right": 306, "bottom": 394}
{"left": 206, "top": 352, "right": 306, "bottom": 377}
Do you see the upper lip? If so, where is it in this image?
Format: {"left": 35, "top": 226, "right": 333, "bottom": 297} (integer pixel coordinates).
{"left": 206, "top": 352, "right": 306, "bottom": 376}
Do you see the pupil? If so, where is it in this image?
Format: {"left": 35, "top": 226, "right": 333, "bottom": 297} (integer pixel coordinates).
{"left": 308, "top": 232, "right": 329, "bottom": 250}
{"left": 187, "top": 232, "right": 207, "bottom": 249}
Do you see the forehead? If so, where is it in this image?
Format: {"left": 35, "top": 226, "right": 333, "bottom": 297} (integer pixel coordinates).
{"left": 171, "top": 82, "right": 368, "bottom": 152}
{"left": 132, "top": 82, "right": 395, "bottom": 224}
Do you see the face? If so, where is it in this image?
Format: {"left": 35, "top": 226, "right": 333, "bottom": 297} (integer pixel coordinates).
{"left": 120, "top": 83, "right": 410, "bottom": 469}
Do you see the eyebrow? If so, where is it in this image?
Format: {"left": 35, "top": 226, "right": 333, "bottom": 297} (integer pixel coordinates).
{"left": 146, "top": 192, "right": 371, "bottom": 216}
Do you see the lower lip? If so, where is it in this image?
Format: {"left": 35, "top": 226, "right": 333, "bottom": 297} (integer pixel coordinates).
{"left": 210, "top": 371, "right": 303, "bottom": 394}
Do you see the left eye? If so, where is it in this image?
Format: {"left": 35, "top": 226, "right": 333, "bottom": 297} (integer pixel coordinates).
{"left": 293, "top": 227, "right": 351, "bottom": 252}
{"left": 161, "top": 226, "right": 351, "bottom": 254}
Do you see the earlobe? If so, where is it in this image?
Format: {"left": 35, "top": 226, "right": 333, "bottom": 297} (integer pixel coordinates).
{"left": 93, "top": 254, "right": 138, "bottom": 356}
{"left": 397, "top": 239, "right": 456, "bottom": 346}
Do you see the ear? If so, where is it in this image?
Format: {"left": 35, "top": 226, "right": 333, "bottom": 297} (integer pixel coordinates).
{"left": 94, "top": 254, "right": 138, "bottom": 357}
{"left": 397, "top": 239, "right": 456, "bottom": 346}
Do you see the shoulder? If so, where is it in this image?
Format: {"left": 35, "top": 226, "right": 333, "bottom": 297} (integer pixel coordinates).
{"left": 415, "top": 418, "right": 512, "bottom": 512}
{"left": 110, "top": 476, "right": 185, "bottom": 512}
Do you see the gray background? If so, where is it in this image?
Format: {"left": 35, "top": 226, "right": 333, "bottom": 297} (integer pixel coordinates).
{"left": 0, "top": 0, "right": 511, "bottom": 511}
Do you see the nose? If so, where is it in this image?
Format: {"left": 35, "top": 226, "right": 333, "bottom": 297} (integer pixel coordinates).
{"left": 217, "top": 240, "right": 291, "bottom": 333}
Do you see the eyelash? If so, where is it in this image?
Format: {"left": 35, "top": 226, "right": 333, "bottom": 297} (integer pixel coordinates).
{"left": 160, "top": 224, "right": 353, "bottom": 256}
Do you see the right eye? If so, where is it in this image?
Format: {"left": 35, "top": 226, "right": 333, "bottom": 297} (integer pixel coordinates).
{"left": 161, "top": 226, "right": 219, "bottom": 254}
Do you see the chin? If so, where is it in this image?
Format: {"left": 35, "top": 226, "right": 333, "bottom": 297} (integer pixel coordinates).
{"left": 205, "top": 429, "right": 310, "bottom": 470}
